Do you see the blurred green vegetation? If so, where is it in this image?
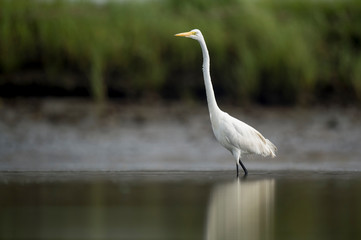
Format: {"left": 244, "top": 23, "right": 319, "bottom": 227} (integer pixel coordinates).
{"left": 1, "top": 0, "right": 361, "bottom": 105}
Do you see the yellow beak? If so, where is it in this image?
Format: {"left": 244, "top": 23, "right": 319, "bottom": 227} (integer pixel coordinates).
{"left": 174, "top": 31, "right": 195, "bottom": 37}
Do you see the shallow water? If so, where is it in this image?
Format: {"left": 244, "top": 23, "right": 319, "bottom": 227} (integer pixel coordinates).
{"left": 1, "top": 171, "right": 360, "bottom": 240}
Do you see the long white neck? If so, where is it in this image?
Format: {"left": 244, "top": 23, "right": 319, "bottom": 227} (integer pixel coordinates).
{"left": 198, "top": 37, "right": 220, "bottom": 117}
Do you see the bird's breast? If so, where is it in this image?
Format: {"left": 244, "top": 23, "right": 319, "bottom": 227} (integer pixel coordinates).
{"left": 211, "top": 118, "right": 234, "bottom": 151}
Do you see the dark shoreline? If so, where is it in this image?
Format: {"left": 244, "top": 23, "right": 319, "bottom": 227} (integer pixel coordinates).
{"left": 1, "top": 98, "right": 361, "bottom": 172}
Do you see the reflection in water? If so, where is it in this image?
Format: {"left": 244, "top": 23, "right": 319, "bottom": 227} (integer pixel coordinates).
{"left": 206, "top": 178, "right": 275, "bottom": 240}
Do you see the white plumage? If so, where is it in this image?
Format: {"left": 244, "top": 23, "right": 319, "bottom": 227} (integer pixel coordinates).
{"left": 175, "top": 29, "right": 276, "bottom": 175}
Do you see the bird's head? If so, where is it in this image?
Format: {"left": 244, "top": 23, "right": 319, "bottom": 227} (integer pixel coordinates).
{"left": 175, "top": 29, "right": 203, "bottom": 41}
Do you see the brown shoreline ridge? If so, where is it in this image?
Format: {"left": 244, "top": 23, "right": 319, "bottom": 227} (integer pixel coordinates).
{"left": 0, "top": 99, "right": 361, "bottom": 172}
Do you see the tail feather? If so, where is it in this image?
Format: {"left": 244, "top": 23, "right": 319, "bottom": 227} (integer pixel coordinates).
{"left": 265, "top": 139, "right": 277, "bottom": 158}
{"left": 254, "top": 130, "right": 277, "bottom": 158}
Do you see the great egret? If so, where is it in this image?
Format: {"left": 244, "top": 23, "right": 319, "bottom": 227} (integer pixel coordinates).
{"left": 175, "top": 29, "right": 276, "bottom": 175}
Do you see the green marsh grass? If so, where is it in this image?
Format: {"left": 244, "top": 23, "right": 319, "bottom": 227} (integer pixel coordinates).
{"left": 1, "top": 0, "right": 361, "bottom": 104}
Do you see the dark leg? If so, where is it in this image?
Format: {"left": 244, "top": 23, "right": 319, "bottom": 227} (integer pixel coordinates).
{"left": 239, "top": 159, "right": 248, "bottom": 175}
{"left": 236, "top": 164, "right": 239, "bottom": 177}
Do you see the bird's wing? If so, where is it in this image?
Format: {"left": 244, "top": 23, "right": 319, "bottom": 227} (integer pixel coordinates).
{"left": 222, "top": 113, "right": 272, "bottom": 156}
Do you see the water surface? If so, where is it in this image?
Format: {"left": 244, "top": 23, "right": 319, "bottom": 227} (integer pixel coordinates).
{"left": 1, "top": 171, "right": 360, "bottom": 240}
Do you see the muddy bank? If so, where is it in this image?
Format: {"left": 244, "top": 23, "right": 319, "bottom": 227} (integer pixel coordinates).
{"left": 0, "top": 99, "right": 360, "bottom": 171}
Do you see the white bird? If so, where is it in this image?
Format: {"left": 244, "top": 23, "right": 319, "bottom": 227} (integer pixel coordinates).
{"left": 175, "top": 29, "right": 276, "bottom": 175}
